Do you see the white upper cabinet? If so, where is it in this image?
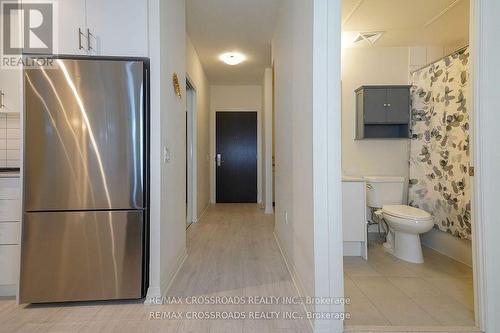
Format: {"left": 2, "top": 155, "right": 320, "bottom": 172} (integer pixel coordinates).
{"left": 45, "top": 0, "right": 148, "bottom": 56}
{"left": 56, "top": 0, "right": 87, "bottom": 55}
{"left": 86, "top": 0, "right": 149, "bottom": 57}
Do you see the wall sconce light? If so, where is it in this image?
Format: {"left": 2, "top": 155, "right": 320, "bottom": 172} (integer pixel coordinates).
{"left": 172, "top": 73, "right": 182, "bottom": 99}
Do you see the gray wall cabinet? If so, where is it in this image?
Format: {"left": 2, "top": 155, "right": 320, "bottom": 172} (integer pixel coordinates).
{"left": 355, "top": 85, "right": 412, "bottom": 139}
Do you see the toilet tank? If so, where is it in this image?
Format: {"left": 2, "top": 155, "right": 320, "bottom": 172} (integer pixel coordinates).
{"left": 365, "top": 176, "right": 405, "bottom": 209}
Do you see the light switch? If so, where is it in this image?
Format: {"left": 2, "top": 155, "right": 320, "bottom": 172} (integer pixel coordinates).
{"left": 163, "top": 146, "right": 171, "bottom": 163}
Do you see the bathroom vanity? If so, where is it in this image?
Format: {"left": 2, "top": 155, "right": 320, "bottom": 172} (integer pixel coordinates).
{"left": 342, "top": 177, "right": 368, "bottom": 259}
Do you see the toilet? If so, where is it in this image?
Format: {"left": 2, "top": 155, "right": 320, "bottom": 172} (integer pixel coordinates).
{"left": 365, "top": 176, "right": 434, "bottom": 264}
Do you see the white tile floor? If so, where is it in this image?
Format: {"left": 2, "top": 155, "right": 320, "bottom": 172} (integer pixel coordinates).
{"left": 344, "top": 240, "right": 475, "bottom": 328}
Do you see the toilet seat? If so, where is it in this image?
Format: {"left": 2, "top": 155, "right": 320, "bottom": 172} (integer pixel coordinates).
{"left": 383, "top": 205, "right": 432, "bottom": 221}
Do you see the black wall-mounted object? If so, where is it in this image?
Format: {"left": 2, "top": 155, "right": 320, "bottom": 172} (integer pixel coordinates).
{"left": 355, "top": 85, "right": 412, "bottom": 139}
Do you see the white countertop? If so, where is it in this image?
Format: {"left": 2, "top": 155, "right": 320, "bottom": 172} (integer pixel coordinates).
{"left": 0, "top": 172, "right": 20, "bottom": 178}
{"left": 342, "top": 175, "right": 365, "bottom": 182}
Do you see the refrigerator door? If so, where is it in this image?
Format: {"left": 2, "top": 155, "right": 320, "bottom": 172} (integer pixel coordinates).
{"left": 19, "top": 210, "right": 144, "bottom": 303}
{"left": 24, "top": 58, "right": 145, "bottom": 211}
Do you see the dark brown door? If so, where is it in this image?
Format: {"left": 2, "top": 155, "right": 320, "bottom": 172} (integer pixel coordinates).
{"left": 216, "top": 112, "right": 257, "bottom": 203}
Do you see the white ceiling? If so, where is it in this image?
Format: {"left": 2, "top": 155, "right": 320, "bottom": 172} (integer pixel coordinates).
{"left": 342, "top": 0, "right": 470, "bottom": 48}
{"left": 186, "top": 0, "right": 281, "bottom": 85}
{"left": 187, "top": 0, "right": 469, "bottom": 85}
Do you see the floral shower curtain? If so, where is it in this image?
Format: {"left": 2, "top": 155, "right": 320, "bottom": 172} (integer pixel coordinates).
{"left": 409, "top": 47, "right": 471, "bottom": 240}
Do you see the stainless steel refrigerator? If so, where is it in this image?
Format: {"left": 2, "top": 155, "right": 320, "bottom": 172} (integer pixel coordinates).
{"left": 20, "top": 57, "right": 149, "bottom": 303}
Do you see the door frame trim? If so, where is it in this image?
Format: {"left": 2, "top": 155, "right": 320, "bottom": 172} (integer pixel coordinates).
{"left": 319, "top": 0, "right": 493, "bottom": 332}
{"left": 186, "top": 77, "right": 197, "bottom": 224}
{"left": 211, "top": 109, "right": 262, "bottom": 204}
{"left": 312, "top": 0, "right": 344, "bottom": 332}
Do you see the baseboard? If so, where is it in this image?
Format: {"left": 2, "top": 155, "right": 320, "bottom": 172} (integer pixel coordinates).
{"left": 343, "top": 242, "right": 364, "bottom": 256}
{"left": 273, "top": 232, "right": 314, "bottom": 333}
{"left": 264, "top": 205, "right": 274, "bottom": 215}
{"left": 195, "top": 203, "right": 210, "bottom": 223}
{"left": 0, "top": 284, "right": 16, "bottom": 297}
{"left": 344, "top": 325, "right": 480, "bottom": 332}
{"left": 144, "top": 286, "right": 162, "bottom": 305}
{"left": 160, "top": 249, "right": 188, "bottom": 296}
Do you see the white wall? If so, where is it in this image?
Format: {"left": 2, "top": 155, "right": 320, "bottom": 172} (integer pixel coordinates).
{"left": 262, "top": 68, "right": 273, "bottom": 214}
{"left": 186, "top": 36, "right": 211, "bottom": 218}
{"left": 272, "top": 0, "right": 315, "bottom": 304}
{"left": 474, "top": 1, "right": 500, "bottom": 330}
{"left": 147, "top": 0, "right": 187, "bottom": 299}
{"left": 210, "top": 85, "right": 263, "bottom": 203}
{"left": 341, "top": 47, "right": 410, "bottom": 179}
{"left": 409, "top": 45, "right": 467, "bottom": 76}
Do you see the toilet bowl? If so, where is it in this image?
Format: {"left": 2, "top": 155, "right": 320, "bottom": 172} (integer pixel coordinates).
{"left": 381, "top": 205, "right": 434, "bottom": 264}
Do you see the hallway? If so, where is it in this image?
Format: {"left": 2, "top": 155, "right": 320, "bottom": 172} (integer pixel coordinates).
{"left": 0, "top": 205, "right": 310, "bottom": 332}
{"left": 169, "top": 204, "right": 310, "bottom": 332}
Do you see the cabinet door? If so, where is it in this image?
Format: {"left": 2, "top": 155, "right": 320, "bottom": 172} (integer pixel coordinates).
{"left": 386, "top": 88, "right": 410, "bottom": 124}
{"left": 0, "top": 245, "right": 19, "bottom": 285}
{"left": 0, "top": 200, "right": 21, "bottom": 222}
{"left": 0, "top": 222, "right": 20, "bottom": 244}
{"left": 0, "top": 68, "right": 22, "bottom": 113}
{"left": 363, "top": 89, "right": 387, "bottom": 123}
{"left": 53, "top": 0, "right": 87, "bottom": 55}
{"left": 85, "top": 0, "right": 148, "bottom": 57}
{"left": 342, "top": 182, "right": 366, "bottom": 242}
{"left": 0, "top": 178, "right": 20, "bottom": 200}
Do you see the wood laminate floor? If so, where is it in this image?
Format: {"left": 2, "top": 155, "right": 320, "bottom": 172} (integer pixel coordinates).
{"left": 0, "top": 204, "right": 310, "bottom": 333}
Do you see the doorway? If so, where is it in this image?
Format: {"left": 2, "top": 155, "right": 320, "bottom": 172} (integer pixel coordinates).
{"left": 186, "top": 79, "right": 197, "bottom": 227}
{"left": 215, "top": 111, "right": 258, "bottom": 203}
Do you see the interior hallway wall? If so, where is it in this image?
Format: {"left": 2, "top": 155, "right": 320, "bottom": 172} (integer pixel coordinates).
{"left": 186, "top": 36, "right": 211, "bottom": 218}
{"left": 210, "top": 85, "right": 263, "bottom": 203}
{"left": 272, "top": 0, "right": 315, "bottom": 304}
{"left": 147, "top": 0, "right": 187, "bottom": 298}
{"left": 262, "top": 68, "right": 274, "bottom": 214}
{"left": 341, "top": 47, "right": 410, "bottom": 180}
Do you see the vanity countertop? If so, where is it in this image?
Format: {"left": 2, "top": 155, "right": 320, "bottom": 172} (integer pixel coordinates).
{"left": 342, "top": 175, "right": 365, "bottom": 182}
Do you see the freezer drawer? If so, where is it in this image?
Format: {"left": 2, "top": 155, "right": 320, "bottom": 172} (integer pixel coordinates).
{"left": 20, "top": 210, "right": 144, "bottom": 303}
{"left": 24, "top": 58, "right": 145, "bottom": 211}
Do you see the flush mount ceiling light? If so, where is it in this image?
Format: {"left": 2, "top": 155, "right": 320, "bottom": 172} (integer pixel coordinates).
{"left": 219, "top": 52, "right": 246, "bottom": 65}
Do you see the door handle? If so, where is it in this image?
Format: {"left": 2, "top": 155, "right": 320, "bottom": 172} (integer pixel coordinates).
{"left": 0, "top": 90, "right": 4, "bottom": 108}
{"left": 87, "top": 29, "right": 94, "bottom": 52}
{"left": 216, "top": 154, "right": 223, "bottom": 167}
{"left": 78, "top": 28, "right": 85, "bottom": 50}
